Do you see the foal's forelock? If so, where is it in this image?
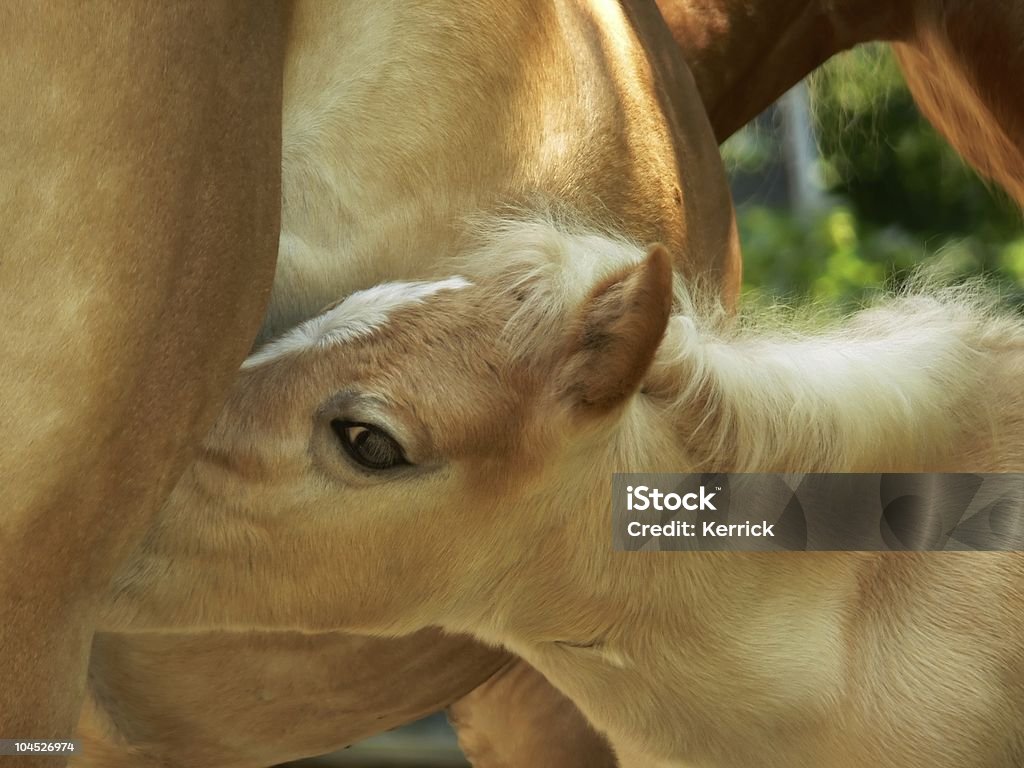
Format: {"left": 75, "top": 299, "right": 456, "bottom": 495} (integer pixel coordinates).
{"left": 240, "top": 277, "right": 473, "bottom": 370}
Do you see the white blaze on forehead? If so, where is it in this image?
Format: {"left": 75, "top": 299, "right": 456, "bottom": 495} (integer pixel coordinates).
{"left": 242, "top": 276, "right": 472, "bottom": 370}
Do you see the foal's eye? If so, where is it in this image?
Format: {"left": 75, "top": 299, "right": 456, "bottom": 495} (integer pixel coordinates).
{"left": 331, "top": 420, "right": 409, "bottom": 470}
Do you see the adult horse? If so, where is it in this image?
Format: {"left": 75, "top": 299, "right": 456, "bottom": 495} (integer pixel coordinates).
{"left": 78, "top": 2, "right": 735, "bottom": 766}
{"left": 6, "top": 0, "right": 1019, "bottom": 766}
{"left": 0, "top": 4, "right": 285, "bottom": 766}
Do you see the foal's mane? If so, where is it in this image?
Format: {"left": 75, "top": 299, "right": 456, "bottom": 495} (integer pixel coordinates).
{"left": 456, "top": 214, "right": 1022, "bottom": 474}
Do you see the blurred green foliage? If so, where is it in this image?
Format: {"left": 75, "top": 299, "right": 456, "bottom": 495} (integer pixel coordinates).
{"left": 726, "top": 44, "right": 1024, "bottom": 310}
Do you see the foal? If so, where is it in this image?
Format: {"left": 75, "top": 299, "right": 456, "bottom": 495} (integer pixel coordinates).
{"left": 109, "top": 219, "right": 1024, "bottom": 768}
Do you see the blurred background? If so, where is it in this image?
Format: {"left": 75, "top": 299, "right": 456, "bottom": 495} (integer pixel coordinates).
{"left": 728, "top": 43, "right": 1023, "bottom": 312}
{"left": 279, "top": 42, "right": 1023, "bottom": 768}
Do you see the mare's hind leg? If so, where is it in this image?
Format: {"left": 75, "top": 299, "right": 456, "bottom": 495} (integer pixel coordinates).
{"left": 894, "top": 0, "right": 1024, "bottom": 206}
{"left": 655, "top": 0, "right": 1024, "bottom": 208}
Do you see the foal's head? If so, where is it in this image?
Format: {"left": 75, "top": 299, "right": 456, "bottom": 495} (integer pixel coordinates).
{"left": 112, "top": 222, "right": 678, "bottom": 634}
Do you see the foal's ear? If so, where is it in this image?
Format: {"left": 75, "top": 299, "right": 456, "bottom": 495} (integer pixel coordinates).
{"left": 557, "top": 244, "right": 673, "bottom": 413}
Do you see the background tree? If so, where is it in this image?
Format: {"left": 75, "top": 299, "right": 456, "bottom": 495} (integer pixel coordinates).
{"left": 727, "top": 44, "right": 1024, "bottom": 310}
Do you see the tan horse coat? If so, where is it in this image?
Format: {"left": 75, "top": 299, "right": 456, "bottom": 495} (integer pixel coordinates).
{"left": 0, "top": 4, "right": 285, "bottom": 763}
{"left": 6, "top": 0, "right": 1021, "bottom": 765}
{"left": 77, "top": 1, "right": 734, "bottom": 766}
{"left": 104, "top": 220, "right": 1024, "bottom": 767}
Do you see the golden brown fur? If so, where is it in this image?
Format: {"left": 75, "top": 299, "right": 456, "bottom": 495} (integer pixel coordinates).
{"left": 79, "top": 630, "right": 507, "bottom": 767}
{"left": 449, "top": 657, "right": 617, "bottom": 767}
{"left": 12, "top": 0, "right": 1019, "bottom": 765}
{"left": 77, "top": 2, "right": 738, "bottom": 766}
{"left": 658, "top": 0, "right": 1024, "bottom": 206}
{"left": 894, "top": 0, "right": 1024, "bottom": 206}
{"left": 0, "top": 3, "right": 285, "bottom": 761}
{"left": 262, "top": 0, "right": 739, "bottom": 341}
{"left": 104, "top": 219, "right": 1024, "bottom": 767}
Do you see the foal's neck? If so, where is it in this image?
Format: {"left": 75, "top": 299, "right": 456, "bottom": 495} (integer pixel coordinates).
{"left": 644, "top": 301, "right": 1004, "bottom": 474}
